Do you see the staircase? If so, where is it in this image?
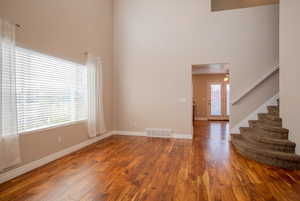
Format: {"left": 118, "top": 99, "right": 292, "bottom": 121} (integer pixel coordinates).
{"left": 231, "top": 100, "right": 300, "bottom": 169}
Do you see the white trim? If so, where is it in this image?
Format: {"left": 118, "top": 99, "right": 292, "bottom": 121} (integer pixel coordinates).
{"left": 113, "top": 130, "right": 193, "bottom": 139}
{"left": 0, "top": 131, "right": 114, "bottom": 184}
{"left": 172, "top": 133, "right": 193, "bottom": 139}
{"left": 232, "top": 66, "right": 279, "bottom": 105}
{"left": 189, "top": 65, "right": 194, "bottom": 139}
{"left": 195, "top": 117, "right": 209, "bottom": 121}
{"left": 0, "top": 130, "right": 192, "bottom": 184}
{"left": 20, "top": 120, "right": 87, "bottom": 135}
{"left": 230, "top": 93, "right": 279, "bottom": 134}
{"left": 114, "top": 131, "right": 147, "bottom": 137}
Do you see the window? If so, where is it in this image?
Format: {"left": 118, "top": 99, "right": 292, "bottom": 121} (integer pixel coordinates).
{"left": 16, "top": 47, "right": 87, "bottom": 133}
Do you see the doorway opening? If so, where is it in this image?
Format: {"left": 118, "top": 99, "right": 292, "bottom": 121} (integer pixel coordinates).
{"left": 191, "top": 63, "right": 230, "bottom": 126}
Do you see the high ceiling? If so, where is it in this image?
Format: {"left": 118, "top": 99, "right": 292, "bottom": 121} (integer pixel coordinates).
{"left": 192, "top": 63, "right": 229, "bottom": 75}
{"left": 211, "top": 0, "right": 279, "bottom": 12}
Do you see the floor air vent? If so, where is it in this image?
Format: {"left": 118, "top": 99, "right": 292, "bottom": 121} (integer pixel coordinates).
{"left": 145, "top": 128, "right": 172, "bottom": 138}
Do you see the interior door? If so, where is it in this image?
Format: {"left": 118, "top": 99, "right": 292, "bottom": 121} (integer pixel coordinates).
{"left": 208, "top": 82, "right": 230, "bottom": 120}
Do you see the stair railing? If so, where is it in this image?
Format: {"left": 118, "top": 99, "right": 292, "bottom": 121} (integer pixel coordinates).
{"left": 232, "top": 65, "right": 279, "bottom": 105}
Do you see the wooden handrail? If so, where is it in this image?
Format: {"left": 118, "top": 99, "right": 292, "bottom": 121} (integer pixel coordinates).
{"left": 232, "top": 66, "right": 279, "bottom": 105}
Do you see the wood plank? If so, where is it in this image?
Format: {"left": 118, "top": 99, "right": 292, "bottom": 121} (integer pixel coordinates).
{"left": 1, "top": 121, "right": 300, "bottom": 201}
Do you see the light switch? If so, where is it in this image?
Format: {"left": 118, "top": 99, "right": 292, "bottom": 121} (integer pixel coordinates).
{"left": 178, "top": 97, "right": 187, "bottom": 103}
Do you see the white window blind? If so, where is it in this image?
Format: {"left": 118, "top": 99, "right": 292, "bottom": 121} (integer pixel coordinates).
{"left": 15, "top": 47, "right": 87, "bottom": 133}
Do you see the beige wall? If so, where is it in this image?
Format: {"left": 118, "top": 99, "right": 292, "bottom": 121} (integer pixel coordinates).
{"left": 0, "top": 0, "right": 280, "bottom": 173}
{"left": 0, "top": 0, "right": 113, "bottom": 171}
{"left": 212, "top": 0, "right": 279, "bottom": 12}
{"left": 19, "top": 123, "right": 88, "bottom": 165}
{"left": 113, "top": 0, "right": 279, "bottom": 134}
{"left": 232, "top": 71, "right": 279, "bottom": 125}
{"left": 192, "top": 74, "right": 227, "bottom": 118}
{"left": 280, "top": 0, "right": 300, "bottom": 154}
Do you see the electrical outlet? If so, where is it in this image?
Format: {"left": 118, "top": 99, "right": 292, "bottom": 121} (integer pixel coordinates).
{"left": 131, "top": 122, "right": 137, "bottom": 129}
{"left": 178, "top": 97, "right": 187, "bottom": 103}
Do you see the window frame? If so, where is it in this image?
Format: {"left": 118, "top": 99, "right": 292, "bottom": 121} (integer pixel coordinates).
{"left": 15, "top": 47, "right": 88, "bottom": 135}
{"left": 19, "top": 120, "right": 86, "bottom": 135}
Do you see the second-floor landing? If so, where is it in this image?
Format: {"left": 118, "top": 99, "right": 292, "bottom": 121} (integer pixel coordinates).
{"left": 211, "top": 0, "right": 279, "bottom": 12}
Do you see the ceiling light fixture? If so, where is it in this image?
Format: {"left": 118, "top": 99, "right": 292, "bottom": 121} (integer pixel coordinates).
{"left": 224, "top": 74, "right": 229, "bottom": 82}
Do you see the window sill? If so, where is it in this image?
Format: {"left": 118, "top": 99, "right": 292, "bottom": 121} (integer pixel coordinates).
{"left": 19, "top": 120, "right": 87, "bottom": 135}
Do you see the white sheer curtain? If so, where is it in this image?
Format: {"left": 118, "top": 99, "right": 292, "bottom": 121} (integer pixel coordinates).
{"left": 86, "top": 54, "right": 106, "bottom": 138}
{"left": 0, "top": 19, "right": 21, "bottom": 171}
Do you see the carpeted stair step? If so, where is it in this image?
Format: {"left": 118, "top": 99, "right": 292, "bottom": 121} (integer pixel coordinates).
{"left": 239, "top": 128, "right": 295, "bottom": 153}
{"left": 258, "top": 113, "right": 282, "bottom": 122}
{"left": 248, "top": 121, "right": 289, "bottom": 139}
{"left": 267, "top": 106, "right": 279, "bottom": 116}
{"left": 259, "top": 118, "right": 282, "bottom": 127}
{"left": 240, "top": 127, "right": 288, "bottom": 139}
{"left": 249, "top": 119, "right": 282, "bottom": 127}
{"left": 249, "top": 120, "right": 288, "bottom": 133}
{"left": 232, "top": 100, "right": 300, "bottom": 169}
{"left": 231, "top": 134, "right": 300, "bottom": 169}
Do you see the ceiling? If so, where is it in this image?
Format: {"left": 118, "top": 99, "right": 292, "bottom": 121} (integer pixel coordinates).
{"left": 211, "top": 0, "right": 279, "bottom": 12}
{"left": 192, "top": 63, "right": 229, "bottom": 75}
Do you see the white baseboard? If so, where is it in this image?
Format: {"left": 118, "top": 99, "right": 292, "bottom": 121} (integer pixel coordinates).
{"left": 172, "top": 133, "right": 193, "bottom": 139}
{"left": 113, "top": 130, "right": 193, "bottom": 139}
{"left": 0, "top": 131, "right": 114, "bottom": 184}
{"left": 230, "top": 93, "right": 279, "bottom": 134}
{"left": 113, "top": 130, "right": 147, "bottom": 137}
{"left": 0, "top": 130, "right": 192, "bottom": 184}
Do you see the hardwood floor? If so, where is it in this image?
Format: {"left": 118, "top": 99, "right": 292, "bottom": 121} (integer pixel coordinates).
{"left": 1, "top": 121, "right": 300, "bottom": 201}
